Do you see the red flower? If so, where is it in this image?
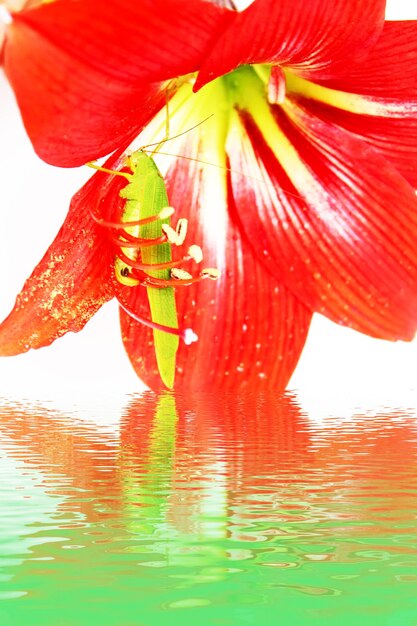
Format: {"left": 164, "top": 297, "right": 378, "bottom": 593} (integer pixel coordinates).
{"left": 1, "top": 0, "right": 417, "bottom": 390}
{"left": 0, "top": 139, "right": 310, "bottom": 390}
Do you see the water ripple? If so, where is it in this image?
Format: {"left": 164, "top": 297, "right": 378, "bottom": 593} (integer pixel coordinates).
{"left": 0, "top": 392, "right": 416, "bottom": 625}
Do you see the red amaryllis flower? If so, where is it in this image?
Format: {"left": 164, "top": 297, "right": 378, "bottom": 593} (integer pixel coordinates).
{"left": 1, "top": 0, "right": 417, "bottom": 390}
{"left": 0, "top": 131, "right": 311, "bottom": 390}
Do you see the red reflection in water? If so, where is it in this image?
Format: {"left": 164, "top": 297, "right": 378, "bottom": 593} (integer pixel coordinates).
{"left": 0, "top": 394, "right": 416, "bottom": 541}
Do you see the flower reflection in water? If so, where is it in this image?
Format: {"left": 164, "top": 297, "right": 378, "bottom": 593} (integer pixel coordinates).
{"left": 0, "top": 394, "right": 417, "bottom": 624}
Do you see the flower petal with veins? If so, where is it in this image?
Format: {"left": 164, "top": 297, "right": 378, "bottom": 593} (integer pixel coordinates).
{"left": 119, "top": 105, "right": 311, "bottom": 391}
{"left": 196, "top": 0, "right": 386, "bottom": 88}
{"left": 4, "top": 0, "right": 234, "bottom": 165}
{"left": 227, "top": 93, "right": 417, "bottom": 340}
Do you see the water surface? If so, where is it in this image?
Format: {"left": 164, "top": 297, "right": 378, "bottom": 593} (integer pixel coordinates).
{"left": 1, "top": 392, "right": 416, "bottom": 625}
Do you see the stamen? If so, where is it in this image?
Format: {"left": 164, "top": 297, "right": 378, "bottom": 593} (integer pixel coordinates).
{"left": 161, "top": 224, "right": 176, "bottom": 243}
{"left": 118, "top": 300, "right": 198, "bottom": 344}
{"left": 188, "top": 245, "right": 203, "bottom": 263}
{"left": 93, "top": 194, "right": 220, "bottom": 312}
{"left": 183, "top": 328, "right": 199, "bottom": 345}
{"left": 171, "top": 268, "right": 193, "bottom": 280}
{"left": 90, "top": 207, "right": 172, "bottom": 230}
{"left": 118, "top": 248, "right": 202, "bottom": 271}
{"left": 201, "top": 268, "right": 221, "bottom": 280}
{"left": 159, "top": 206, "right": 175, "bottom": 220}
{"left": 109, "top": 233, "right": 167, "bottom": 249}
{"left": 115, "top": 257, "right": 140, "bottom": 286}
{"left": 162, "top": 218, "right": 188, "bottom": 246}
{"left": 141, "top": 269, "right": 221, "bottom": 287}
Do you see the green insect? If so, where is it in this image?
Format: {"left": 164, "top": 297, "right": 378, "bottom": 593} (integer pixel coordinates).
{"left": 118, "top": 151, "right": 182, "bottom": 389}
{"left": 89, "top": 148, "right": 218, "bottom": 389}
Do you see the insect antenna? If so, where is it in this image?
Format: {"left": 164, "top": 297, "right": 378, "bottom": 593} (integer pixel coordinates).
{"left": 147, "top": 149, "right": 307, "bottom": 204}
{"left": 140, "top": 114, "right": 215, "bottom": 155}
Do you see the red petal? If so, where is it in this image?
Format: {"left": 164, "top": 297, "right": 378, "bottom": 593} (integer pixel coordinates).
{"left": 13, "top": 0, "right": 232, "bottom": 83}
{"left": 5, "top": 0, "right": 233, "bottom": 165}
{"left": 321, "top": 21, "right": 417, "bottom": 97}
{"left": 293, "top": 95, "right": 417, "bottom": 189}
{"left": 4, "top": 22, "right": 166, "bottom": 166}
{"left": 292, "top": 20, "right": 417, "bottom": 188}
{"left": 228, "top": 102, "right": 417, "bottom": 341}
{"left": 0, "top": 160, "right": 123, "bottom": 356}
{"left": 196, "top": 0, "right": 386, "bottom": 88}
{"left": 118, "top": 130, "right": 311, "bottom": 391}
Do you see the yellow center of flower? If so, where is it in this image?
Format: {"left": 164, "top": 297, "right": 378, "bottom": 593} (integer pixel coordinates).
{"left": 135, "top": 58, "right": 387, "bottom": 211}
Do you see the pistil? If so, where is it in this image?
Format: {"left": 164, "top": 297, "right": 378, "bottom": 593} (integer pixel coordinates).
{"left": 118, "top": 301, "right": 198, "bottom": 346}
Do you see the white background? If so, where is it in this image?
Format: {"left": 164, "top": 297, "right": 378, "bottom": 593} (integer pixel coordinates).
{"left": 0, "top": 0, "right": 416, "bottom": 416}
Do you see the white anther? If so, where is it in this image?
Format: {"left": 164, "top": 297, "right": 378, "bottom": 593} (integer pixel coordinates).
{"left": 188, "top": 245, "right": 203, "bottom": 264}
{"left": 175, "top": 218, "right": 188, "bottom": 245}
{"left": 183, "top": 328, "right": 198, "bottom": 345}
{"left": 162, "top": 218, "right": 187, "bottom": 245}
{"left": 171, "top": 268, "right": 193, "bottom": 280}
{"left": 158, "top": 206, "right": 175, "bottom": 220}
{"left": 202, "top": 268, "right": 221, "bottom": 280}
{"left": 161, "top": 224, "right": 177, "bottom": 243}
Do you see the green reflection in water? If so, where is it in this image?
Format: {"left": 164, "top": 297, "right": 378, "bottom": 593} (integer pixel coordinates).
{"left": 0, "top": 393, "right": 417, "bottom": 626}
